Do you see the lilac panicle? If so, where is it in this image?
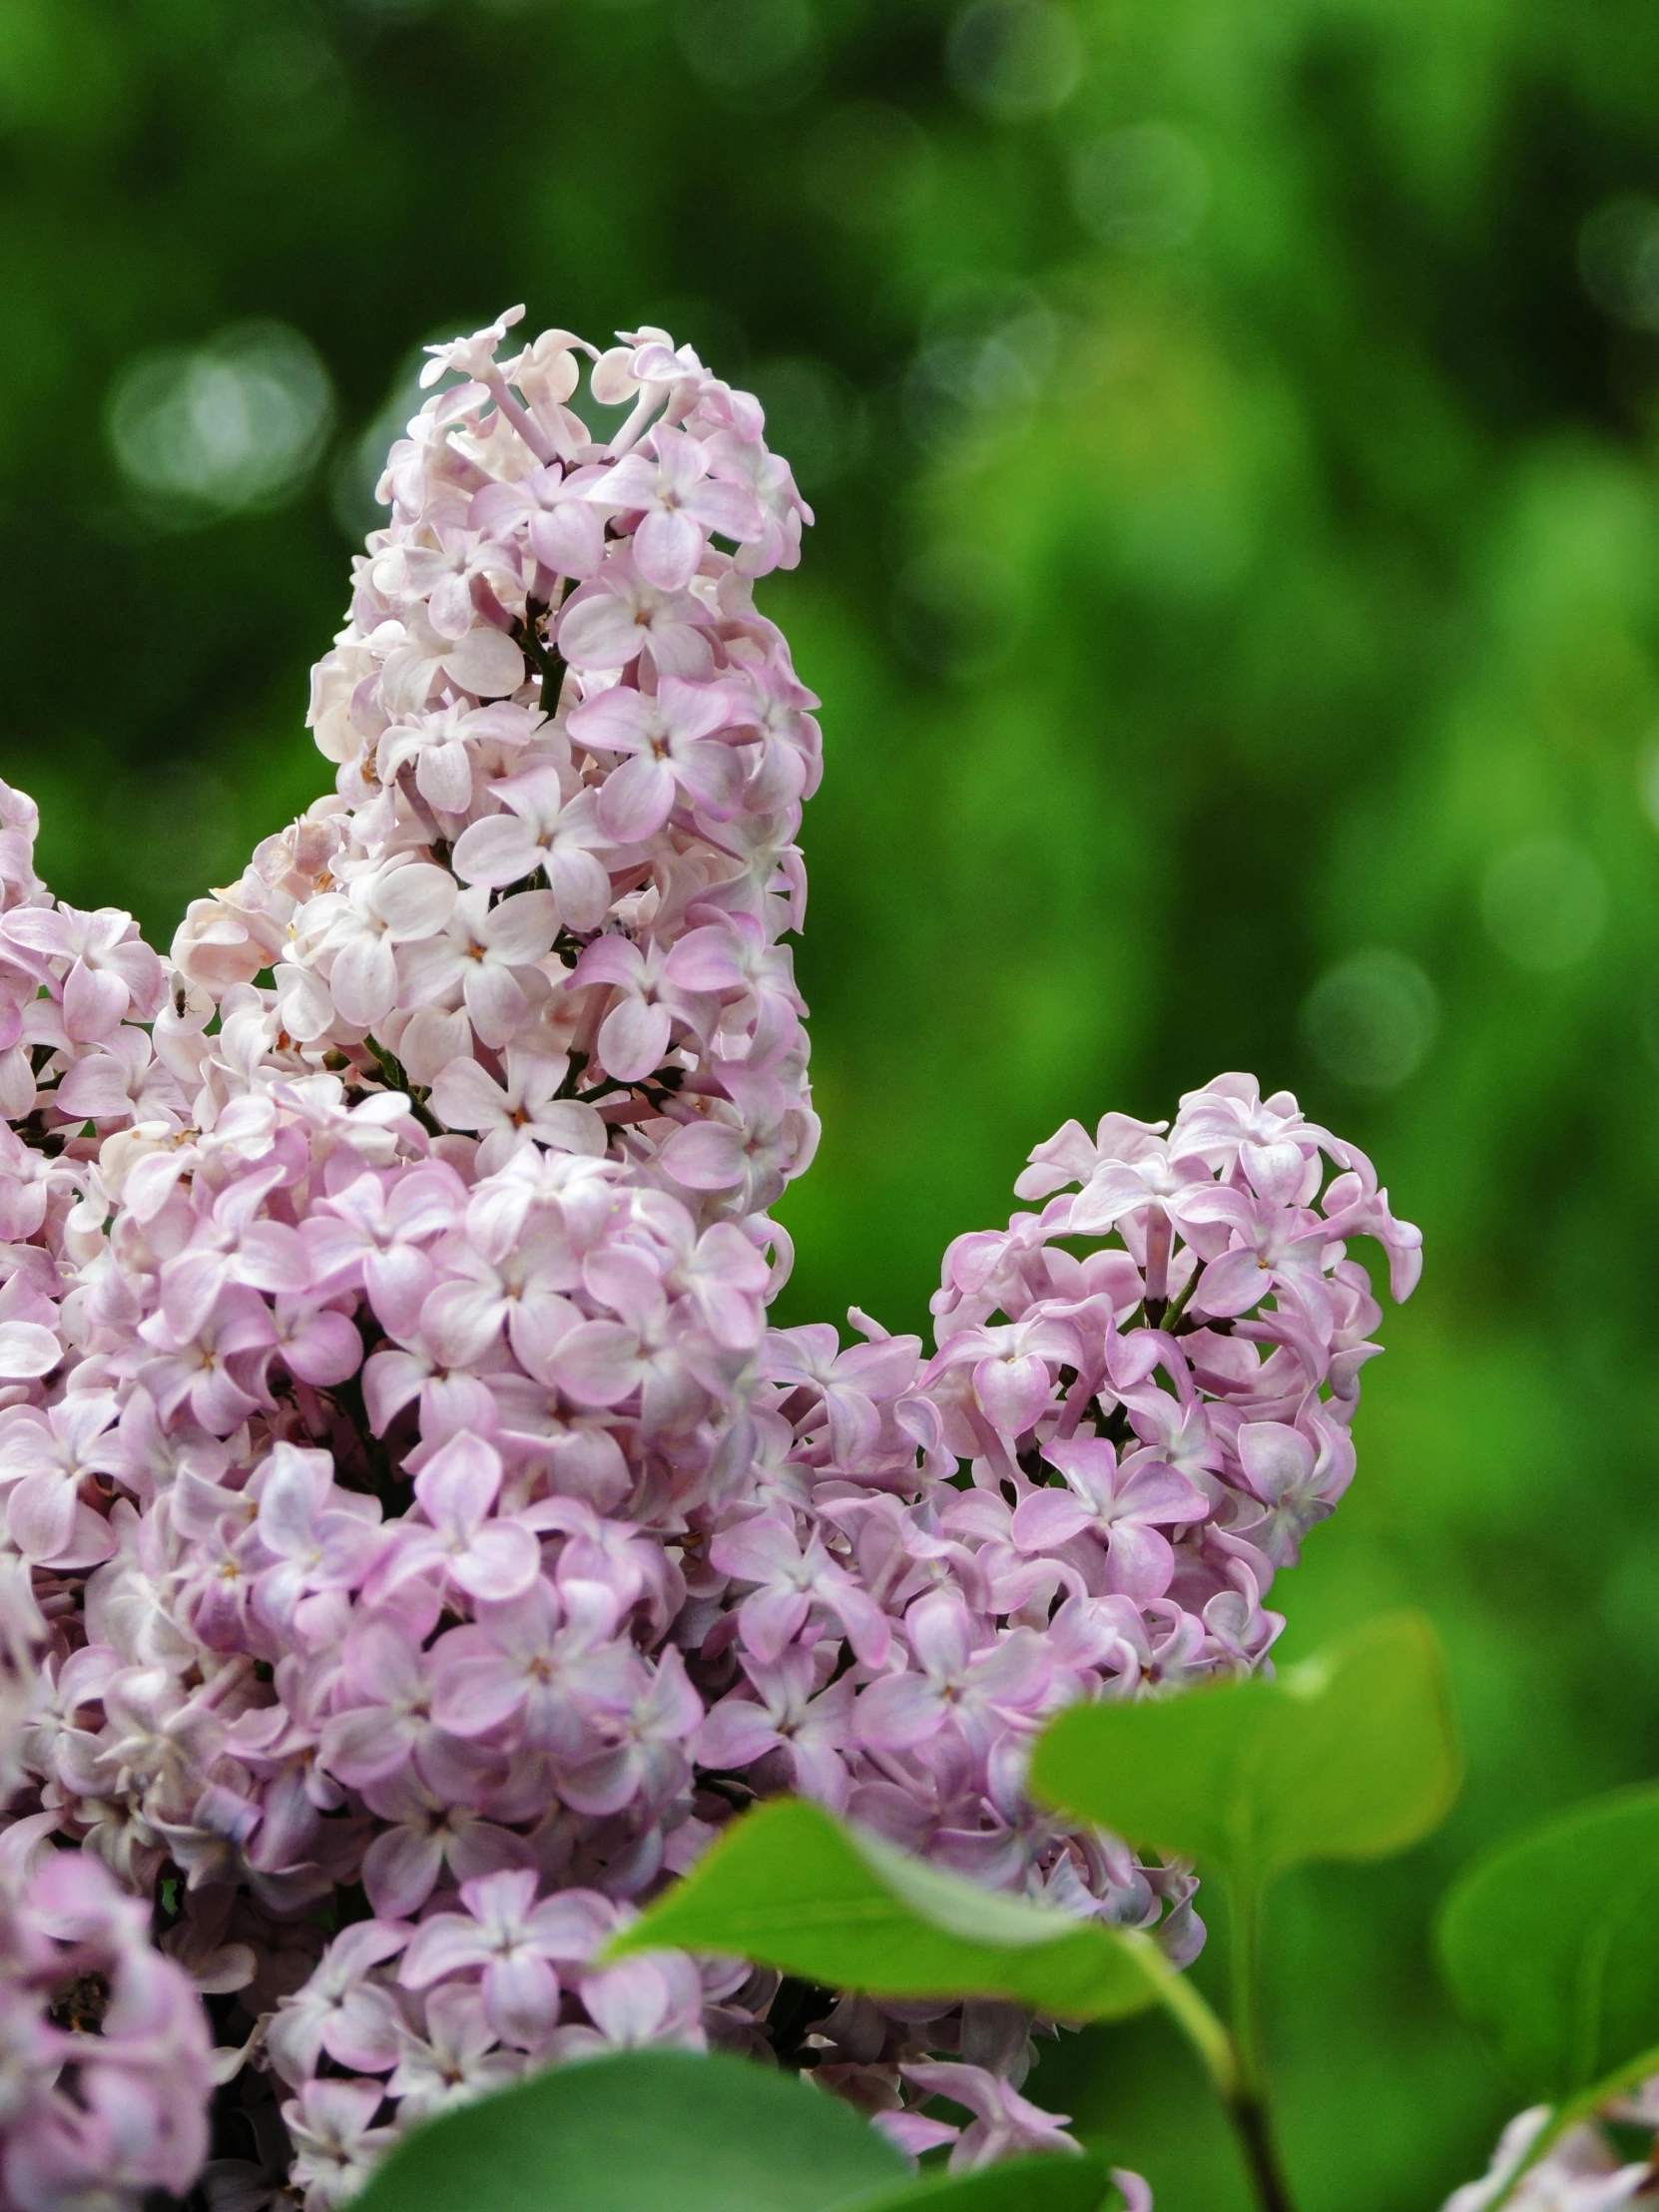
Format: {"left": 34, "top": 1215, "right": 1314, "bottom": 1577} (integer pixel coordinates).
{"left": 0, "top": 309, "right": 1419, "bottom": 2210}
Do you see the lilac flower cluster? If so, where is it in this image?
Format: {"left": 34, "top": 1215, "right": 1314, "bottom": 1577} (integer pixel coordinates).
{"left": 0, "top": 1684, "right": 215, "bottom": 2212}
{"left": 0, "top": 308, "right": 1418, "bottom": 2210}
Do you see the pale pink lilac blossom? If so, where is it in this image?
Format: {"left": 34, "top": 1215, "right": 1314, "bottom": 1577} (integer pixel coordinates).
{"left": 0, "top": 1720, "right": 215, "bottom": 2212}
{"left": 0, "top": 310, "right": 1423, "bottom": 2212}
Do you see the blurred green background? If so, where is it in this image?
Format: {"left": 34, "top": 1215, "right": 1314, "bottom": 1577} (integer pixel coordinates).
{"left": 11, "top": 0, "right": 1659, "bottom": 2200}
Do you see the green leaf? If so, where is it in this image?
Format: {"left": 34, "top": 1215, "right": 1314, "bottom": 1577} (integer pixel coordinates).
{"left": 348, "top": 2046, "right": 1119, "bottom": 2212}
{"left": 350, "top": 2047, "right": 906, "bottom": 2212}
{"left": 607, "top": 1798, "right": 1166, "bottom": 2022}
{"left": 1438, "top": 1783, "right": 1659, "bottom": 2103}
{"left": 858, "top": 2156, "right": 1121, "bottom": 2211}
{"left": 1028, "top": 1612, "right": 1460, "bottom": 1895}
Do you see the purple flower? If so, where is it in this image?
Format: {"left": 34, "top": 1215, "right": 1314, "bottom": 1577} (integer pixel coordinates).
{"left": 380, "top": 608, "right": 524, "bottom": 715}
{"left": 0, "top": 1394, "right": 121, "bottom": 1568}
{"left": 377, "top": 698, "right": 532, "bottom": 817}
{"left": 249, "top": 1442, "right": 389, "bottom": 1631}
{"left": 399, "top": 1869, "right": 611, "bottom": 2049}
{"left": 268, "top": 1920, "right": 410, "bottom": 2085}
{"left": 0, "top": 900, "right": 163, "bottom": 1041}
{"left": 303, "top": 1164, "right": 465, "bottom": 1338}
{"left": 398, "top": 886, "right": 561, "bottom": 1049}
{"left": 550, "top": 1250, "right": 716, "bottom": 1433}
{"left": 697, "top": 1646, "right": 854, "bottom": 1809}
{"left": 319, "top": 1621, "right": 484, "bottom": 1795}
{"left": 899, "top": 2062, "right": 1081, "bottom": 2171}
{"left": 762, "top": 1323, "right": 922, "bottom": 1466}
{"left": 934, "top": 1314, "right": 1084, "bottom": 1438}
{"left": 1188, "top": 1186, "right": 1336, "bottom": 1334}
{"left": 558, "top": 1644, "right": 704, "bottom": 1819}
{"left": 571, "top": 677, "right": 747, "bottom": 842}
{"left": 358, "top": 1772, "right": 534, "bottom": 1920}
{"left": 384, "top": 1984, "right": 523, "bottom": 2121}
{"left": 853, "top": 1591, "right": 1050, "bottom": 1756}
{"left": 0, "top": 1845, "right": 215, "bottom": 2212}
{"left": 428, "top": 1577, "right": 635, "bottom": 1754}
{"left": 555, "top": 550, "right": 707, "bottom": 676}
{"left": 428, "top": 1049, "right": 603, "bottom": 1174}
{"left": 282, "top": 2079, "right": 401, "bottom": 2212}
{"left": 384, "top": 1430, "right": 543, "bottom": 1605}
{"left": 311, "top": 861, "right": 458, "bottom": 1029}
{"left": 420, "top": 1211, "right": 580, "bottom": 1375}
{"left": 564, "top": 933, "right": 695, "bottom": 1084}
{"left": 566, "top": 1948, "right": 706, "bottom": 2055}
{"left": 1230, "top": 1413, "right": 1354, "bottom": 1569}
{"left": 450, "top": 769, "right": 613, "bottom": 928}
{"left": 1013, "top": 1435, "right": 1209, "bottom": 1603}
{"left": 584, "top": 427, "right": 763, "bottom": 591}
{"left": 136, "top": 1287, "right": 276, "bottom": 1435}
{"left": 711, "top": 1512, "right": 890, "bottom": 1667}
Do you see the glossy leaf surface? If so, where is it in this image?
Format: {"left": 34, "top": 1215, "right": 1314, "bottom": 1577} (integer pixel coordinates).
{"left": 349, "top": 2046, "right": 1118, "bottom": 2212}
{"left": 609, "top": 1797, "right": 1165, "bottom": 2021}
{"left": 351, "top": 2047, "right": 901, "bottom": 2212}
{"left": 1029, "top": 1612, "right": 1459, "bottom": 1892}
{"left": 859, "top": 2157, "right": 1121, "bottom": 2211}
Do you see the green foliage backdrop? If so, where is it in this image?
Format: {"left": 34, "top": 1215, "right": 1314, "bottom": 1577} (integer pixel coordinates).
{"left": 8, "top": 0, "right": 1659, "bottom": 2201}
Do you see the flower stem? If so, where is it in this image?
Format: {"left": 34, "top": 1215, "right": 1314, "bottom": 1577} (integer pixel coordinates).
{"left": 1223, "top": 1880, "right": 1299, "bottom": 2212}
{"left": 1225, "top": 2092, "right": 1298, "bottom": 2212}
{"left": 1126, "top": 1915, "right": 1299, "bottom": 2212}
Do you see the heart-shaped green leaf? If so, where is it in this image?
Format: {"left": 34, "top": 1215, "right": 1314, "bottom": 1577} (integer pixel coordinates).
{"left": 858, "top": 2157, "right": 1122, "bottom": 2212}
{"left": 350, "top": 2046, "right": 901, "bottom": 2212}
{"left": 1438, "top": 1783, "right": 1659, "bottom": 2102}
{"left": 608, "top": 1797, "right": 1166, "bottom": 2023}
{"left": 348, "top": 2047, "right": 1118, "bottom": 2212}
{"left": 1028, "top": 1612, "right": 1459, "bottom": 1894}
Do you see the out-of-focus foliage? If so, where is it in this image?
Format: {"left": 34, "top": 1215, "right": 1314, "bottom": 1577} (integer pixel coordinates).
{"left": 1439, "top": 1784, "right": 1659, "bottom": 2106}
{"left": 5, "top": 0, "right": 1659, "bottom": 2202}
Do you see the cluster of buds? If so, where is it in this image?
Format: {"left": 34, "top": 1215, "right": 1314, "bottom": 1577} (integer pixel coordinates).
{"left": 0, "top": 310, "right": 1417, "bottom": 2210}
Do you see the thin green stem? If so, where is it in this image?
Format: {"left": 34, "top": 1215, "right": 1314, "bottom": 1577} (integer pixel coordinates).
{"left": 1126, "top": 1926, "right": 1297, "bottom": 2212}
{"left": 1158, "top": 1272, "right": 1198, "bottom": 1335}
{"left": 1229, "top": 1880, "right": 1268, "bottom": 2098}
{"left": 1221, "top": 1881, "right": 1298, "bottom": 2212}
{"left": 361, "top": 1036, "right": 441, "bottom": 1137}
{"left": 1226, "top": 2095, "right": 1297, "bottom": 2212}
{"left": 1147, "top": 1950, "right": 1239, "bottom": 2101}
{"left": 515, "top": 599, "right": 567, "bottom": 727}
